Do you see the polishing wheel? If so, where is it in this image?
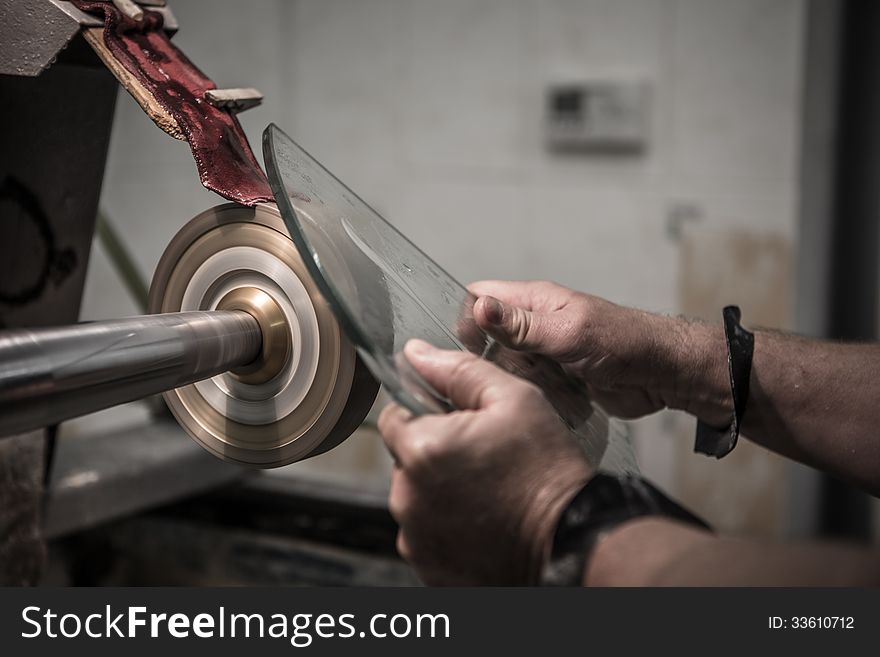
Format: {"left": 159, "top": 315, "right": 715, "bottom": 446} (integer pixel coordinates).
{"left": 149, "top": 203, "right": 379, "bottom": 467}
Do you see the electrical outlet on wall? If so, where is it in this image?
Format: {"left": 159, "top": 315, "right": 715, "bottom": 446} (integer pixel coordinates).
{"left": 545, "top": 80, "right": 650, "bottom": 153}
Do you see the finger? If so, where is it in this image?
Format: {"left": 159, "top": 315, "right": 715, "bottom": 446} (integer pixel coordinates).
{"left": 454, "top": 302, "right": 488, "bottom": 354}
{"left": 395, "top": 530, "right": 412, "bottom": 562}
{"left": 382, "top": 397, "right": 473, "bottom": 471}
{"left": 403, "top": 339, "right": 521, "bottom": 410}
{"left": 391, "top": 411, "right": 474, "bottom": 471}
{"left": 378, "top": 402, "right": 412, "bottom": 460}
{"left": 388, "top": 465, "right": 412, "bottom": 522}
{"left": 473, "top": 295, "right": 561, "bottom": 354}
{"left": 378, "top": 402, "right": 411, "bottom": 435}
{"left": 467, "top": 279, "right": 569, "bottom": 311}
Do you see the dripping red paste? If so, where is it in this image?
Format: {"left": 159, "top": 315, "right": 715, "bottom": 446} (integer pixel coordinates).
{"left": 72, "top": 1, "right": 274, "bottom": 206}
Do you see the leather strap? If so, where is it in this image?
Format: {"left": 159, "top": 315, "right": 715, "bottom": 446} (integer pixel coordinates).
{"left": 694, "top": 305, "right": 754, "bottom": 458}
{"left": 72, "top": 1, "right": 273, "bottom": 206}
{"left": 541, "top": 473, "right": 710, "bottom": 586}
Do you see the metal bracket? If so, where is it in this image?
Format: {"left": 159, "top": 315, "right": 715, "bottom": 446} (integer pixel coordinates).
{"left": 205, "top": 88, "right": 264, "bottom": 114}
{"left": 0, "top": 0, "right": 178, "bottom": 77}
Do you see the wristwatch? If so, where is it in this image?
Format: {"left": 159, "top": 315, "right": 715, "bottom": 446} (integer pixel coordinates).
{"left": 539, "top": 472, "right": 710, "bottom": 586}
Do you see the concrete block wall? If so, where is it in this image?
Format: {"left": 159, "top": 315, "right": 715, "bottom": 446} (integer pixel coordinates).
{"left": 80, "top": 0, "right": 806, "bottom": 535}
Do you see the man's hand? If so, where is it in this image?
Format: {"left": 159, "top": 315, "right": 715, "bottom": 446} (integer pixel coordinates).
{"left": 379, "top": 339, "right": 592, "bottom": 585}
{"left": 470, "top": 279, "right": 880, "bottom": 495}
{"left": 469, "top": 280, "right": 731, "bottom": 425}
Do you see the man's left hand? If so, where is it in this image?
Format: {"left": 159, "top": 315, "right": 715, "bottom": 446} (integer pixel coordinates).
{"left": 378, "top": 340, "right": 592, "bottom": 585}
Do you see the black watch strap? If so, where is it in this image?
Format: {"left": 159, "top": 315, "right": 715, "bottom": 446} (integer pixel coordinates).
{"left": 540, "top": 473, "right": 710, "bottom": 587}
{"left": 694, "top": 305, "right": 754, "bottom": 458}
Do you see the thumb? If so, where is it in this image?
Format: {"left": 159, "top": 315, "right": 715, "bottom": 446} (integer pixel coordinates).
{"left": 474, "top": 295, "right": 557, "bottom": 354}
{"left": 404, "top": 339, "right": 518, "bottom": 410}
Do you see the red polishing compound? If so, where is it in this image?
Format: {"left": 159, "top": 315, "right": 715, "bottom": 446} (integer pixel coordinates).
{"left": 72, "top": 1, "right": 274, "bottom": 206}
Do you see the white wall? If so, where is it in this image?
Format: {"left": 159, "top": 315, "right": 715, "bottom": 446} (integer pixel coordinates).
{"left": 80, "top": 0, "right": 806, "bottom": 533}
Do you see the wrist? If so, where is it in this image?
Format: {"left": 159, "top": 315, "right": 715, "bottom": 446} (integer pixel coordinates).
{"left": 662, "top": 317, "right": 732, "bottom": 427}
{"left": 519, "top": 464, "right": 592, "bottom": 584}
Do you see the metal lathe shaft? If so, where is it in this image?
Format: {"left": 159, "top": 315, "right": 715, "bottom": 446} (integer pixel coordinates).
{"left": 0, "top": 311, "right": 262, "bottom": 438}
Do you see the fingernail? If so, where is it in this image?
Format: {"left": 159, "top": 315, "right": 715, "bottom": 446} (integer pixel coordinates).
{"left": 405, "top": 339, "right": 432, "bottom": 360}
{"left": 482, "top": 297, "right": 504, "bottom": 325}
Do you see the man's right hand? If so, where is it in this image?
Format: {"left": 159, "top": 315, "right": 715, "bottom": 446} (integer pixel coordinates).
{"left": 468, "top": 280, "right": 731, "bottom": 425}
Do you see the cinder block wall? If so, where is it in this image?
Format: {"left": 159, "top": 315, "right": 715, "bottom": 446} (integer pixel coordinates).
{"left": 81, "top": 0, "right": 806, "bottom": 537}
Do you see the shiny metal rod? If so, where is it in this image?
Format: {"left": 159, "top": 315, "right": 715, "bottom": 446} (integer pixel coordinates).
{"left": 0, "top": 311, "right": 262, "bottom": 438}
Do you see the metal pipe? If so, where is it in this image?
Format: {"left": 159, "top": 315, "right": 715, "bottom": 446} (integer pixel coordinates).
{"left": 0, "top": 311, "right": 262, "bottom": 438}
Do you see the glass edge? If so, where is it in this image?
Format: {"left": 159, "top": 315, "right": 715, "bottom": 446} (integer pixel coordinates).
{"left": 262, "top": 124, "right": 375, "bottom": 355}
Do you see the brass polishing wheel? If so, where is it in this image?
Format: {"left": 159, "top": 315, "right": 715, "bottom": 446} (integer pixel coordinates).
{"left": 149, "top": 203, "right": 378, "bottom": 467}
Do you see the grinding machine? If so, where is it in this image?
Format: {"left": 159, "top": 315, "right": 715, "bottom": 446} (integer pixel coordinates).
{"left": 0, "top": 0, "right": 390, "bottom": 584}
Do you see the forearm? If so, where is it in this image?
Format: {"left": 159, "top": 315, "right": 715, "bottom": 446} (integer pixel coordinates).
{"left": 663, "top": 319, "right": 880, "bottom": 495}
{"left": 585, "top": 517, "right": 880, "bottom": 586}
